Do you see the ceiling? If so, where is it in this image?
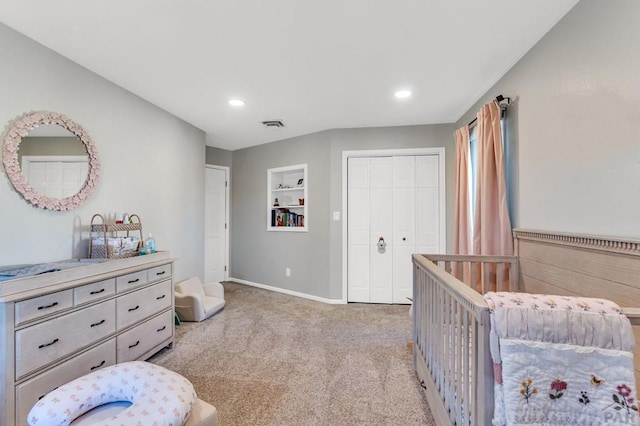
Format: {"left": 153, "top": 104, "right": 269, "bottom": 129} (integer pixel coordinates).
{"left": 0, "top": 1, "right": 578, "bottom": 151}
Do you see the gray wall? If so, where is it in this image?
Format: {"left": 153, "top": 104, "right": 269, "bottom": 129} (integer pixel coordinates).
{"left": 206, "top": 146, "right": 232, "bottom": 168}
{"left": 456, "top": 0, "right": 640, "bottom": 238}
{"left": 0, "top": 23, "right": 206, "bottom": 282}
{"left": 230, "top": 124, "right": 454, "bottom": 300}
{"left": 231, "top": 131, "right": 332, "bottom": 297}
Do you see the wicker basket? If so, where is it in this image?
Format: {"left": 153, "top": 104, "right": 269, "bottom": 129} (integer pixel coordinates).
{"left": 89, "top": 242, "right": 141, "bottom": 259}
{"left": 89, "top": 213, "right": 143, "bottom": 259}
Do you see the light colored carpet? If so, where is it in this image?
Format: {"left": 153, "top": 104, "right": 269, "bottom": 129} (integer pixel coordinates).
{"left": 150, "top": 282, "right": 435, "bottom": 426}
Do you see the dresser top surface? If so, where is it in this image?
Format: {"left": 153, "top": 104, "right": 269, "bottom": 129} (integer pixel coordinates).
{"left": 0, "top": 252, "right": 173, "bottom": 302}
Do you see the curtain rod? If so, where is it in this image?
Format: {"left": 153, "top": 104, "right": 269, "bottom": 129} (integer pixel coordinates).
{"left": 468, "top": 95, "right": 511, "bottom": 128}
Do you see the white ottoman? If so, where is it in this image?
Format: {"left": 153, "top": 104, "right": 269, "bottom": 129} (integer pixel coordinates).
{"left": 28, "top": 361, "right": 217, "bottom": 426}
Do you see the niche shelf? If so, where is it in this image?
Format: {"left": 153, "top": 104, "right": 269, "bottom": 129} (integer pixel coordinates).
{"left": 267, "top": 164, "right": 307, "bottom": 232}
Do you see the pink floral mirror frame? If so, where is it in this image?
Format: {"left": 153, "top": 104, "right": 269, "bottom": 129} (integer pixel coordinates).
{"left": 2, "top": 111, "right": 100, "bottom": 211}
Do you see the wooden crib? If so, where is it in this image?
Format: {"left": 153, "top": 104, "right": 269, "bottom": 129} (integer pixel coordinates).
{"left": 412, "top": 229, "right": 640, "bottom": 425}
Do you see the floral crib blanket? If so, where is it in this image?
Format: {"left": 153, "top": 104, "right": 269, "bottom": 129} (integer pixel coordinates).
{"left": 484, "top": 292, "right": 639, "bottom": 426}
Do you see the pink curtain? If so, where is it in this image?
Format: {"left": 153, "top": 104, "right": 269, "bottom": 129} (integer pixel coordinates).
{"left": 453, "top": 126, "right": 471, "bottom": 279}
{"left": 472, "top": 101, "right": 513, "bottom": 256}
{"left": 453, "top": 126, "right": 471, "bottom": 256}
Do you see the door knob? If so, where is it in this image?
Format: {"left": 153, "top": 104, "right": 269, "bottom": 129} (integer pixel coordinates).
{"left": 377, "top": 237, "right": 387, "bottom": 251}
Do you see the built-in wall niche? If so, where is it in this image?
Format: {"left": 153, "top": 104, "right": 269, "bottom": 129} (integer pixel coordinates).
{"left": 267, "top": 164, "right": 307, "bottom": 232}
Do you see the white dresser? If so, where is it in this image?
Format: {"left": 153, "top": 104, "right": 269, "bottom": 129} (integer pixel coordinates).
{"left": 0, "top": 252, "right": 175, "bottom": 426}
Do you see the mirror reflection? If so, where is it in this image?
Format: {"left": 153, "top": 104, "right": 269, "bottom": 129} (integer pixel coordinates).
{"left": 3, "top": 111, "right": 100, "bottom": 211}
{"left": 18, "top": 124, "right": 89, "bottom": 200}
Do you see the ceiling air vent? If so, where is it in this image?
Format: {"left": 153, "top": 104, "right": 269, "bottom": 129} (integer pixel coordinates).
{"left": 262, "top": 120, "right": 284, "bottom": 128}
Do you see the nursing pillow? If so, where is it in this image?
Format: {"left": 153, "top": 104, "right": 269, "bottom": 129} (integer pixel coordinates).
{"left": 28, "top": 361, "right": 197, "bottom": 426}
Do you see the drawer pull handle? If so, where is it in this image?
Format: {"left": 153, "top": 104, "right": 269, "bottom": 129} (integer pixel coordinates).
{"left": 128, "top": 278, "right": 140, "bottom": 284}
{"left": 39, "top": 338, "right": 59, "bottom": 349}
{"left": 129, "top": 340, "right": 140, "bottom": 349}
{"left": 156, "top": 271, "right": 166, "bottom": 276}
{"left": 37, "top": 302, "right": 59, "bottom": 310}
{"left": 157, "top": 325, "right": 167, "bottom": 332}
{"left": 90, "top": 360, "right": 106, "bottom": 371}
{"left": 90, "top": 319, "right": 106, "bottom": 327}
{"left": 156, "top": 294, "right": 166, "bottom": 300}
{"left": 128, "top": 305, "right": 140, "bottom": 312}
{"left": 90, "top": 288, "right": 105, "bottom": 295}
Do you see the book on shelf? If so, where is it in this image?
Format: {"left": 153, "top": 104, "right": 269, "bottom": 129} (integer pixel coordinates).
{"left": 271, "top": 208, "right": 304, "bottom": 227}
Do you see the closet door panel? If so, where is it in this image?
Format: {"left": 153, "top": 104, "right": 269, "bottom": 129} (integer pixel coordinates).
{"left": 348, "top": 158, "right": 371, "bottom": 302}
{"left": 416, "top": 187, "right": 439, "bottom": 253}
{"left": 416, "top": 155, "right": 440, "bottom": 253}
{"left": 348, "top": 189, "right": 370, "bottom": 245}
{"left": 393, "top": 244, "right": 415, "bottom": 303}
{"left": 348, "top": 246, "right": 370, "bottom": 302}
{"left": 369, "top": 157, "right": 393, "bottom": 303}
{"left": 393, "top": 156, "right": 416, "bottom": 188}
{"left": 393, "top": 156, "right": 416, "bottom": 304}
{"left": 416, "top": 155, "right": 439, "bottom": 186}
{"left": 370, "top": 242, "right": 392, "bottom": 303}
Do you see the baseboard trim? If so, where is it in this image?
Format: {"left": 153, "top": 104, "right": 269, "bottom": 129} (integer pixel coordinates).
{"left": 228, "top": 278, "right": 346, "bottom": 305}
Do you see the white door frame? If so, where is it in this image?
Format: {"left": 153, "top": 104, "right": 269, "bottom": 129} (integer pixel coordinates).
{"left": 341, "top": 148, "right": 446, "bottom": 303}
{"left": 205, "top": 165, "right": 230, "bottom": 281}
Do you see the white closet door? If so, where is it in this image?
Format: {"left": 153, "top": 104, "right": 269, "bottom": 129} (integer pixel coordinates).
{"left": 392, "top": 156, "right": 416, "bottom": 303}
{"left": 416, "top": 155, "right": 441, "bottom": 253}
{"left": 347, "top": 152, "right": 442, "bottom": 304}
{"left": 347, "top": 158, "right": 371, "bottom": 302}
{"left": 369, "top": 157, "right": 394, "bottom": 303}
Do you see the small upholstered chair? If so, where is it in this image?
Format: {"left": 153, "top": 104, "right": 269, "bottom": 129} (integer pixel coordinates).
{"left": 175, "top": 277, "right": 226, "bottom": 322}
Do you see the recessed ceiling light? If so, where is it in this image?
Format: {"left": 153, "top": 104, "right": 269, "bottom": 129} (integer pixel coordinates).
{"left": 229, "top": 99, "right": 245, "bottom": 107}
{"left": 394, "top": 90, "right": 412, "bottom": 99}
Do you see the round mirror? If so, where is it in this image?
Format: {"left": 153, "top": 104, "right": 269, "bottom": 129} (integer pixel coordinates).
{"left": 2, "top": 111, "right": 100, "bottom": 210}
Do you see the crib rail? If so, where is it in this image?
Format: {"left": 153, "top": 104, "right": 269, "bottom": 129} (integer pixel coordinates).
{"left": 412, "top": 254, "right": 518, "bottom": 425}
{"left": 425, "top": 254, "right": 519, "bottom": 294}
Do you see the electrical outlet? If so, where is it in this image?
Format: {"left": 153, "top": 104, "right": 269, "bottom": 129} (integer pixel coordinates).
{"left": 285, "top": 268, "right": 291, "bottom": 277}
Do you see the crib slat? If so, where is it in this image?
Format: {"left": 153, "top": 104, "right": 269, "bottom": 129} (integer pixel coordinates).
{"left": 447, "top": 294, "right": 457, "bottom": 420}
{"left": 455, "top": 300, "right": 463, "bottom": 425}
{"left": 444, "top": 292, "right": 451, "bottom": 417}
{"left": 472, "top": 317, "right": 480, "bottom": 425}
{"left": 463, "top": 309, "right": 470, "bottom": 425}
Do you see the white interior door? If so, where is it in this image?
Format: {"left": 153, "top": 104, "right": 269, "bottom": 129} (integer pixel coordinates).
{"left": 205, "top": 166, "right": 228, "bottom": 283}
{"left": 346, "top": 150, "right": 443, "bottom": 304}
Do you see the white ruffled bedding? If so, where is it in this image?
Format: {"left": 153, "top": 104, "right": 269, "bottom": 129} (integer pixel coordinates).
{"left": 485, "top": 292, "right": 639, "bottom": 426}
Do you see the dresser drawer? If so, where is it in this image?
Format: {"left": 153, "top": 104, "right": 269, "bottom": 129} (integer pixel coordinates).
{"left": 116, "top": 310, "right": 173, "bottom": 362}
{"left": 15, "top": 338, "right": 116, "bottom": 426}
{"left": 74, "top": 278, "right": 116, "bottom": 306}
{"left": 148, "top": 263, "right": 172, "bottom": 283}
{"left": 15, "top": 299, "right": 116, "bottom": 379}
{"left": 15, "top": 290, "right": 73, "bottom": 326}
{"left": 116, "top": 270, "right": 148, "bottom": 293}
{"left": 116, "top": 280, "right": 172, "bottom": 330}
